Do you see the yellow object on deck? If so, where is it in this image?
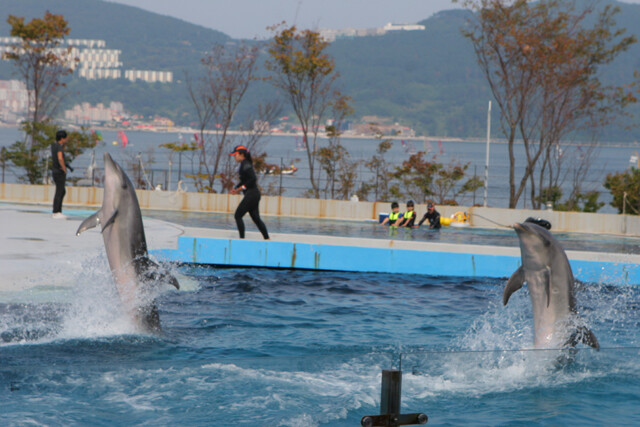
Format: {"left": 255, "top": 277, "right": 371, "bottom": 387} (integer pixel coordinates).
{"left": 450, "top": 211, "right": 470, "bottom": 228}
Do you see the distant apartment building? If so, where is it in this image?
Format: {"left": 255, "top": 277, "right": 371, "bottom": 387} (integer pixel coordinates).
{"left": 0, "top": 79, "right": 29, "bottom": 124}
{"left": 319, "top": 22, "right": 425, "bottom": 42}
{"left": 64, "top": 101, "right": 124, "bottom": 125}
{"left": 124, "top": 69, "right": 173, "bottom": 83}
{"left": 0, "top": 37, "right": 172, "bottom": 84}
{"left": 382, "top": 23, "right": 426, "bottom": 32}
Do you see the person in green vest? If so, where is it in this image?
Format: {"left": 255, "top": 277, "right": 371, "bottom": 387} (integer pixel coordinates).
{"left": 398, "top": 200, "right": 417, "bottom": 227}
{"left": 380, "top": 201, "right": 403, "bottom": 227}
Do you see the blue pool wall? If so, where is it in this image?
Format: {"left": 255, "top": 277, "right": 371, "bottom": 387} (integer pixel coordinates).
{"left": 153, "top": 237, "right": 640, "bottom": 286}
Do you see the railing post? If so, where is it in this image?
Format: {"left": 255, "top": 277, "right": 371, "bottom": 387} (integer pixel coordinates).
{"left": 361, "top": 369, "right": 427, "bottom": 427}
{"left": 380, "top": 369, "right": 402, "bottom": 417}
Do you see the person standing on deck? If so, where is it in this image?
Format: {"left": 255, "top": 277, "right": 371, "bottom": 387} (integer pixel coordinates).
{"left": 229, "top": 145, "right": 270, "bottom": 240}
{"left": 51, "top": 130, "right": 73, "bottom": 219}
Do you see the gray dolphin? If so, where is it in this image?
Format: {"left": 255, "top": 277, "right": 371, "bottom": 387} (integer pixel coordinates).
{"left": 504, "top": 222, "right": 599, "bottom": 350}
{"left": 76, "top": 153, "right": 179, "bottom": 332}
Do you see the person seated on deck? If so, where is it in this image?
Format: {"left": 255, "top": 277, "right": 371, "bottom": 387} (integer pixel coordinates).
{"left": 418, "top": 202, "right": 442, "bottom": 229}
{"left": 380, "top": 202, "right": 403, "bottom": 227}
{"left": 397, "top": 200, "right": 417, "bottom": 227}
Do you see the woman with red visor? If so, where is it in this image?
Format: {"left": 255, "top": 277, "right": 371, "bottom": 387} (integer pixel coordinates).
{"left": 229, "top": 145, "right": 270, "bottom": 240}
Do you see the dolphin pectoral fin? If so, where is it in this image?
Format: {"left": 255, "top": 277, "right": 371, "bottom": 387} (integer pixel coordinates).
{"left": 544, "top": 267, "right": 551, "bottom": 307}
{"left": 566, "top": 326, "right": 600, "bottom": 351}
{"left": 101, "top": 209, "right": 118, "bottom": 232}
{"left": 504, "top": 266, "right": 525, "bottom": 305}
{"left": 76, "top": 211, "right": 101, "bottom": 236}
{"left": 162, "top": 271, "right": 180, "bottom": 290}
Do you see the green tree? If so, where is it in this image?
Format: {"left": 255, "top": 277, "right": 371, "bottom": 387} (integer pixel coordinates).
{"left": 2, "top": 12, "right": 76, "bottom": 184}
{"left": 539, "top": 185, "right": 604, "bottom": 213}
{"left": 183, "top": 43, "right": 279, "bottom": 193}
{"left": 6, "top": 122, "right": 94, "bottom": 184}
{"left": 604, "top": 168, "right": 640, "bottom": 214}
{"left": 459, "top": 0, "right": 637, "bottom": 208}
{"left": 359, "top": 128, "right": 394, "bottom": 202}
{"left": 266, "top": 24, "right": 339, "bottom": 198}
{"left": 3, "top": 12, "right": 74, "bottom": 124}
{"left": 317, "top": 92, "right": 357, "bottom": 200}
{"left": 391, "top": 152, "right": 482, "bottom": 205}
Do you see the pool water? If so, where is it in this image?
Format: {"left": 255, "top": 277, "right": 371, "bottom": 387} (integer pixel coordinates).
{"left": 1, "top": 259, "right": 639, "bottom": 425}
{"left": 143, "top": 209, "right": 640, "bottom": 255}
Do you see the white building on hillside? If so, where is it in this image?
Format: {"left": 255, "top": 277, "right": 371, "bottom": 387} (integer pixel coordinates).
{"left": 382, "top": 23, "right": 426, "bottom": 32}
{"left": 125, "top": 69, "right": 173, "bottom": 83}
{"left": 319, "top": 21, "right": 424, "bottom": 42}
{"left": 64, "top": 101, "right": 124, "bottom": 125}
{"left": 0, "top": 79, "right": 29, "bottom": 123}
{"left": 0, "top": 37, "right": 171, "bottom": 84}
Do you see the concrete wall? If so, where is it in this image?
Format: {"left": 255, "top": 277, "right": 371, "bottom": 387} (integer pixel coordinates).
{"left": 2, "top": 182, "right": 639, "bottom": 235}
{"left": 152, "top": 236, "right": 640, "bottom": 285}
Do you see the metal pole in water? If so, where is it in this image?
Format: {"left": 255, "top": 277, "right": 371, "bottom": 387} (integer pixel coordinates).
{"left": 280, "top": 157, "right": 284, "bottom": 195}
{"left": 484, "top": 100, "right": 491, "bottom": 207}
{"left": 381, "top": 369, "right": 402, "bottom": 416}
{"left": 361, "top": 369, "right": 428, "bottom": 427}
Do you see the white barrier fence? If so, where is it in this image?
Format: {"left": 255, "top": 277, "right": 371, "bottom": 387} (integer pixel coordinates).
{"left": 2, "top": 182, "right": 639, "bottom": 236}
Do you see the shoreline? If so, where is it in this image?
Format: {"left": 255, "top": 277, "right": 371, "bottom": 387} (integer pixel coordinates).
{"left": 2, "top": 123, "right": 639, "bottom": 147}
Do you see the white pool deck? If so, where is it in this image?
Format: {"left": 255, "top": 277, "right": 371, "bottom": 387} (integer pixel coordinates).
{"left": 1, "top": 203, "right": 640, "bottom": 296}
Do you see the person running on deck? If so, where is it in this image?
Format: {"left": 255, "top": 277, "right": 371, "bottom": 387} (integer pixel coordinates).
{"left": 229, "top": 145, "right": 270, "bottom": 240}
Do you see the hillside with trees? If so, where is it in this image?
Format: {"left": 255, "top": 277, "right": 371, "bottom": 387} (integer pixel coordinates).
{"left": 0, "top": 0, "right": 639, "bottom": 140}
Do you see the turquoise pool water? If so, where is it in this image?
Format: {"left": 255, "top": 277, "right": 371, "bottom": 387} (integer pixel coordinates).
{"left": 143, "top": 209, "right": 640, "bottom": 254}
{"left": 1, "top": 263, "right": 638, "bottom": 425}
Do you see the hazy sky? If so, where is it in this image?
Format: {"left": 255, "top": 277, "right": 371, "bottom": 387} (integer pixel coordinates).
{"left": 107, "top": 0, "right": 640, "bottom": 39}
{"left": 107, "top": 0, "right": 463, "bottom": 39}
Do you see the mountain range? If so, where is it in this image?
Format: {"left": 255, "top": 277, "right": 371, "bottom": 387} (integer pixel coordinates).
{"left": 1, "top": 0, "right": 639, "bottom": 141}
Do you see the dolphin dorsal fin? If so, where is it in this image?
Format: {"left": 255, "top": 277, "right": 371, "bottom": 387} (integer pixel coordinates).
{"left": 76, "top": 211, "right": 101, "bottom": 236}
{"left": 503, "top": 266, "right": 525, "bottom": 305}
{"left": 101, "top": 209, "right": 118, "bottom": 232}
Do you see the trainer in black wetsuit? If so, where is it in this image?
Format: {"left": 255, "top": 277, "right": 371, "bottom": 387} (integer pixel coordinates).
{"left": 51, "top": 129, "right": 73, "bottom": 217}
{"left": 229, "top": 145, "right": 269, "bottom": 240}
{"left": 418, "top": 202, "right": 441, "bottom": 229}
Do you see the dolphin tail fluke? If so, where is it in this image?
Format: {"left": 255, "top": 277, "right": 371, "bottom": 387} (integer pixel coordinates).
{"left": 76, "top": 211, "right": 101, "bottom": 236}
{"left": 504, "top": 266, "right": 525, "bottom": 305}
{"left": 566, "top": 326, "right": 600, "bottom": 351}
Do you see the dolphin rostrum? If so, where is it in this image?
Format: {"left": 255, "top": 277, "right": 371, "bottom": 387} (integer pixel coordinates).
{"left": 504, "top": 222, "right": 599, "bottom": 350}
{"left": 76, "top": 153, "right": 179, "bottom": 332}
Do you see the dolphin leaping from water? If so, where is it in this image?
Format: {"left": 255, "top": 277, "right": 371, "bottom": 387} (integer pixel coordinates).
{"left": 504, "top": 222, "right": 599, "bottom": 350}
{"left": 76, "top": 153, "right": 179, "bottom": 332}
